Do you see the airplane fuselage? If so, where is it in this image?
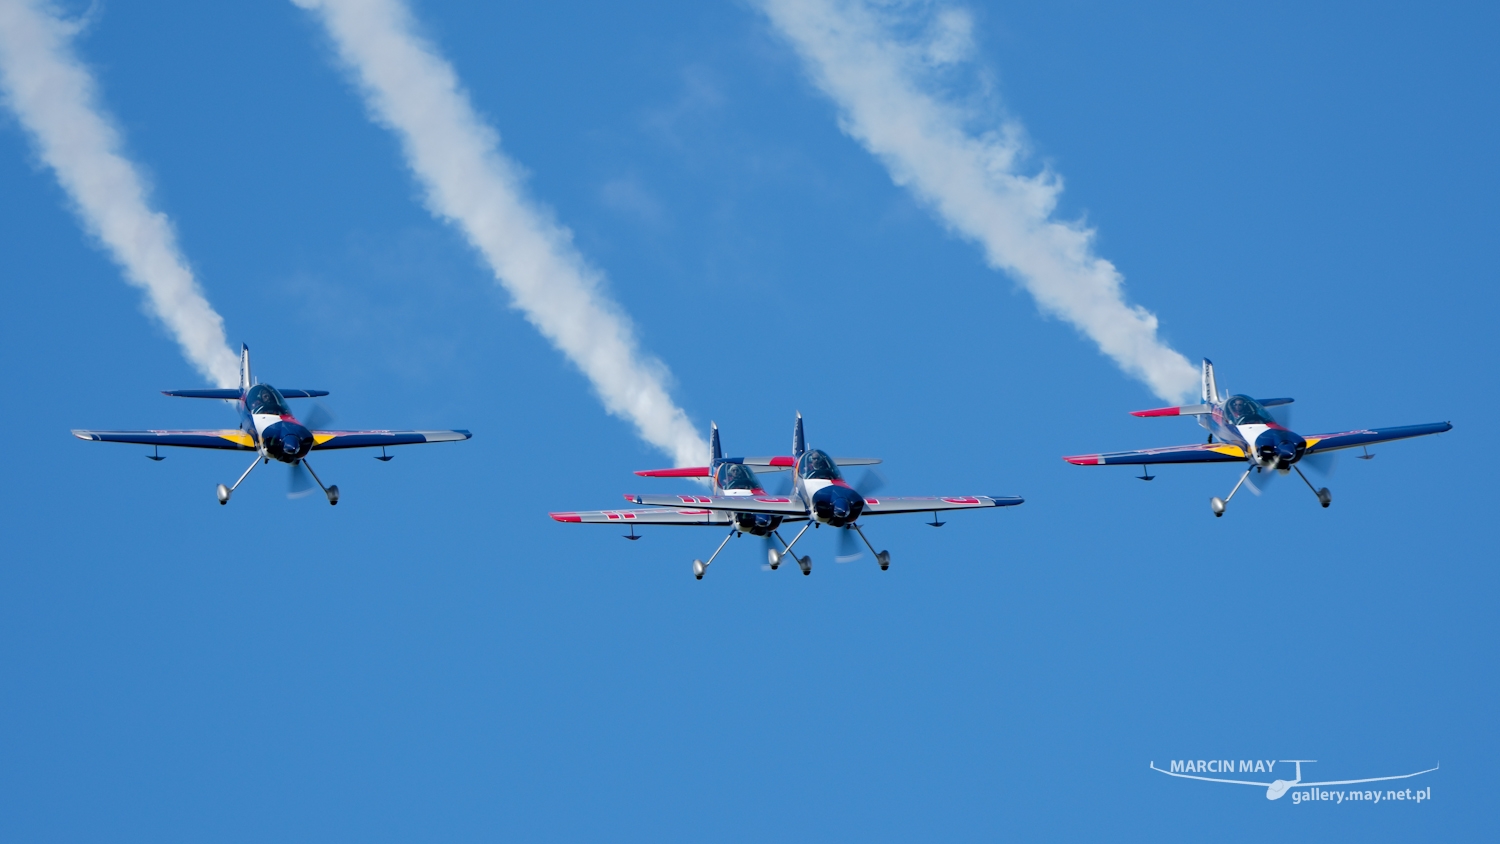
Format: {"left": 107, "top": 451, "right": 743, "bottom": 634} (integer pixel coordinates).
{"left": 236, "top": 383, "right": 314, "bottom": 465}
{"left": 1198, "top": 395, "right": 1307, "bottom": 471}
{"left": 793, "top": 448, "right": 864, "bottom": 528}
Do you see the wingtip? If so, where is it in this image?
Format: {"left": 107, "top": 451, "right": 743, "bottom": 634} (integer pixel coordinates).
{"left": 1062, "top": 454, "right": 1101, "bottom": 465}
{"left": 549, "top": 512, "right": 581, "bottom": 523}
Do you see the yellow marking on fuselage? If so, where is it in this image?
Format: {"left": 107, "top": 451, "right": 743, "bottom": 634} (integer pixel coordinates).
{"left": 313, "top": 433, "right": 337, "bottom": 445}
{"left": 1303, "top": 437, "right": 1322, "bottom": 449}
{"left": 217, "top": 430, "right": 255, "bottom": 447}
{"left": 1209, "top": 444, "right": 1246, "bottom": 458}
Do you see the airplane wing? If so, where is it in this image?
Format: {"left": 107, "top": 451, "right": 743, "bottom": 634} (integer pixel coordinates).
{"left": 1303, "top": 422, "right": 1451, "bottom": 454}
{"left": 1299, "top": 765, "right": 1439, "bottom": 788}
{"left": 860, "top": 495, "right": 1024, "bottom": 515}
{"left": 72, "top": 429, "right": 254, "bottom": 449}
{"left": 309, "top": 430, "right": 471, "bottom": 450}
{"left": 550, "top": 508, "right": 735, "bottom": 525}
{"left": 624, "top": 493, "right": 807, "bottom": 515}
{"left": 1148, "top": 763, "right": 1269, "bottom": 786}
{"left": 1064, "top": 442, "right": 1248, "bottom": 466}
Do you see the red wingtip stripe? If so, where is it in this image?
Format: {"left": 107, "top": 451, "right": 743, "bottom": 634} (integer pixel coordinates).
{"left": 1130, "top": 406, "right": 1181, "bottom": 417}
{"left": 768, "top": 456, "right": 795, "bottom": 467}
{"left": 1062, "top": 454, "right": 1104, "bottom": 465}
{"left": 550, "top": 512, "right": 581, "bottom": 522}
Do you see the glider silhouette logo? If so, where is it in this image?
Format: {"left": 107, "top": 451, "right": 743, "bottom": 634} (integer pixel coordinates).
{"left": 1150, "top": 759, "right": 1437, "bottom": 803}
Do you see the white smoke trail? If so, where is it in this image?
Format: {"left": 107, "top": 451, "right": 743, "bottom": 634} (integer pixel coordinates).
{"left": 293, "top": 0, "right": 706, "bottom": 465}
{"left": 758, "top": 0, "right": 1199, "bottom": 403}
{"left": 0, "top": 0, "right": 239, "bottom": 387}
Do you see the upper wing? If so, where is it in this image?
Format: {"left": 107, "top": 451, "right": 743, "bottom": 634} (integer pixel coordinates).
{"left": 1064, "top": 442, "right": 1247, "bottom": 466}
{"left": 624, "top": 493, "right": 806, "bottom": 515}
{"left": 73, "top": 429, "right": 254, "bottom": 450}
{"left": 1303, "top": 422, "right": 1451, "bottom": 454}
{"left": 861, "top": 495, "right": 1024, "bottom": 515}
{"left": 309, "top": 429, "right": 471, "bottom": 450}
{"left": 551, "top": 507, "right": 735, "bottom": 526}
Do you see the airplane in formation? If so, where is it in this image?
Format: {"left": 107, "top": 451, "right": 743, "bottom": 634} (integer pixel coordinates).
{"left": 1064, "top": 359, "right": 1451, "bottom": 516}
{"left": 72, "top": 345, "right": 471, "bottom": 505}
{"left": 551, "top": 414, "right": 1023, "bottom": 579}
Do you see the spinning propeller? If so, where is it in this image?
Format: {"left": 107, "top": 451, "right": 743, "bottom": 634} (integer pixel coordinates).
{"left": 287, "top": 403, "right": 334, "bottom": 500}
{"left": 835, "top": 469, "right": 886, "bottom": 563}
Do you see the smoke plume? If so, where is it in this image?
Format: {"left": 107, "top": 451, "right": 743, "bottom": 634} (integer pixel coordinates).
{"left": 0, "top": 0, "right": 239, "bottom": 386}
{"left": 758, "top": 0, "right": 1198, "bottom": 403}
{"left": 294, "top": 0, "right": 706, "bottom": 465}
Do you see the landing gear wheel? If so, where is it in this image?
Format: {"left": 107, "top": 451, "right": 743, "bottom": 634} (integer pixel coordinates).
{"left": 326, "top": 485, "right": 339, "bottom": 506}
{"left": 877, "top": 550, "right": 890, "bottom": 571}
{"left": 768, "top": 548, "right": 780, "bottom": 570}
{"left": 1210, "top": 496, "right": 1226, "bottom": 517}
{"left": 799, "top": 555, "right": 812, "bottom": 576}
{"left": 1318, "top": 488, "right": 1331, "bottom": 508}
{"left": 216, "top": 484, "right": 231, "bottom": 505}
{"left": 693, "top": 559, "right": 705, "bottom": 580}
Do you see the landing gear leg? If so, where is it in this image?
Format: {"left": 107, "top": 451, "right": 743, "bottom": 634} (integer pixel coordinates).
{"left": 850, "top": 523, "right": 890, "bottom": 570}
{"left": 1293, "top": 464, "right": 1331, "bottom": 508}
{"left": 1210, "top": 464, "right": 1256, "bottom": 517}
{"left": 217, "top": 454, "right": 263, "bottom": 505}
{"left": 769, "top": 523, "right": 814, "bottom": 575}
{"left": 299, "top": 457, "right": 340, "bottom": 505}
{"left": 693, "top": 529, "right": 736, "bottom": 580}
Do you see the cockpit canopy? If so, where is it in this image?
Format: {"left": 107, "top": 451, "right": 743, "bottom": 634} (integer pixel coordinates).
{"left": 796, "top": 449, "right": 843, "bottom": 481}
{"left": 247, "top": 384, "right": 291, "bottom": 417}
{"left": 715, "top": 462, "right": 762, "bottom": 492}
{"left": 1223, "top": 394, "right": 1276, "bottom": 426}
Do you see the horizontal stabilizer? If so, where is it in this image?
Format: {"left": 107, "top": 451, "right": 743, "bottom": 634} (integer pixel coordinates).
{"left": 161, "top": 388, "right": 329, "bottom": 399}
{"left": 635, "top": 467, "right": 712, "bottom": 478}
{"left": 162, "top": 389, "right": 242, "bottom": 399}
{"left": 625, "top": 492, "right": 806, "bottom": 515}
{"left": 738, "top": 456, "right": 881, "bottom": 468}
{"left": 1130, "top": 404, "right": 1211, "bottom": 418}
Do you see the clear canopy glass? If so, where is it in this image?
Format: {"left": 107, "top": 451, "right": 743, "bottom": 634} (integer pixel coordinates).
{"left": 796, "top": 449, "right": 843, "bottom": 481}
{"left": 247, "top": 385, "right": 290, "bottom": 417}
{"left": 1223, "top": 394, "right": 1275, "bottom": 426}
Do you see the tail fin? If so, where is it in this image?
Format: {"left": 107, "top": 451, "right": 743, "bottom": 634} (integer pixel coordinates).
{"left": 793, "top": 412, "right": 806, "bottom": 457}
{"left": 1201, "top": 358, "right": 1219, "bottom": 404}
{"left": 710, "top": 422, "right": 723, "bottom": 461}
{"left": 239, "top": 344, "right": 252, "bottom": 394}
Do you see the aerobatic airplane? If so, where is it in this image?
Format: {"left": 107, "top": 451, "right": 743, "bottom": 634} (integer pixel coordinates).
{"left": 553, "top": 414, "right": 1024, "bottom": 579}
{"left": 73, "top": 345, "right": 471, "bottom": 505}
{"left": 1064, "top": 359, "right": 1451, "bottom": 516}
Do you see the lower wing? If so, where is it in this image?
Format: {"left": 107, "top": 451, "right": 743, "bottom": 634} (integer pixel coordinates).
{"left": 310, "top": 430, "right": 471, "bottom": 450}
{"left": 1064, "top": 442, "right": 1247, "bottom": 466}
{"left": 861, "top": 495, "right": 1023, "bottom": 515}
{"left": 550, "top": 508, "right": 735, "bottom": 525}
{"left": 1303, "top": 422, "right": 1451, "bottom": 454}
{"left": 72, "top": 429, "right": 254, "bottom": 449}
{"left": 624, "top": 493, "right": 807, "bottom": 515}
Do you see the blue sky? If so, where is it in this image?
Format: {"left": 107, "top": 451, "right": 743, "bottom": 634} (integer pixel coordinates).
{"left": 0, "top": 1, "right": 1494, "bottom": 840}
